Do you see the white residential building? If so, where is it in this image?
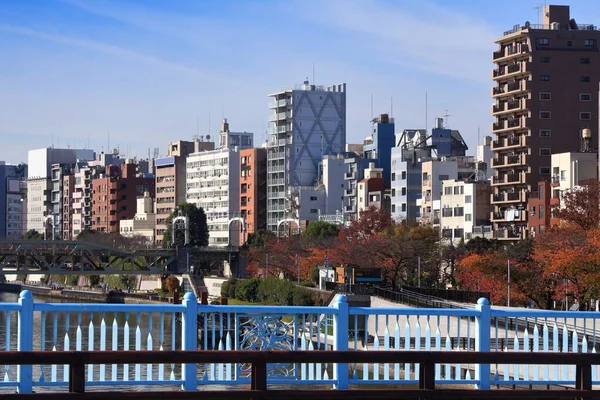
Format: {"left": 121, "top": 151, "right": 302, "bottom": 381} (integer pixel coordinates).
{"left": 267, "top": 80, "right": 346, "bottom": 233}
{"left": 440, "top": 179, "right": 492, "bottom": 244}
{"left": 357, "top": 163, "right": 385, "bottom": 214}
{"left": 120, "top": 192, "right": 156, "bottom": 243}
{"left": 550, "top": 151, "right": 598, "bottom": 207}
{"left": 26, "top": 148, "right": 95, "bottom": 236}
{"left": 186, "top": 148, "right": 240, "bottom": 246}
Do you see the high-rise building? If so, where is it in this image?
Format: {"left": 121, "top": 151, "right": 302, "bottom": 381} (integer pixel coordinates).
{"left": 239, "top": 148, "right": 267, "bottom": 244}
{"left": 491, "top": 4, "right": 600, "bottom": 240}
{"left": 0, "top": 162, "right": 28, "bottom": 239}
{"left": 266, "top": 80, "right": 346, "bottom": 233}
{"left": 26, "top": 147, "right": 95, "bottom": 237}
{"left": 154, "top": 139, "right": 214, "bottom": 245}
{"left": 186, "top": 148, "right": 240, "bottom": 246}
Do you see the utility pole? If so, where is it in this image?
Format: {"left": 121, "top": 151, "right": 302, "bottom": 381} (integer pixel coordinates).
{"left": 296, "top": 254, "right": 300, "bottom": 284}
{"left": 507, "top": 259, "right": 511, "bottom": 308}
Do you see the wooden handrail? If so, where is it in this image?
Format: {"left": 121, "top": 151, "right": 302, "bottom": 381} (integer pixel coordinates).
{"left": 0, "top": 350, "right": 595, "bottom": 400}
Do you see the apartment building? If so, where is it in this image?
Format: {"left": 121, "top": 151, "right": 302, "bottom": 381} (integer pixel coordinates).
{"left": 491, "top": 4, "right": 600, "bottom": 240}
{"left": 342, "top": 153, "right": 370, "bottom": 220}
{"left": 363, "top": 113, "right": 395, "bottom": 187}
{"left": 0, "top": 162, "right": 28, "bottom": 239}
{"left": 267, "top": 80, "right": 346, "bottom": 233}
{"left": 527, "top": 181, "right": 552, "bottom": 237}
{"left": 154, "top": 139, "right": 214, "bottom": 245}
{"left": 91, "top": 164, "right": 155, "bottom": 233}
{"left": 390, "top": 118, "right": 468, "bottom": 223}
{"left": 239, "top": 148, "right": 267, "bottom": 243}
{"left": 357, "top": 163, "right": 387, "bottom": 214}
{"left": 419, "top": 156, "right": 478, "bottom": 227}
{"left": 219, "top": 118, "right": 253, "bottom": 151}
{"left": 186, "top": 147, "right": 240, "bottom": 246}
{"left": 440, "top": 179, "right": 492, "bottom": 243}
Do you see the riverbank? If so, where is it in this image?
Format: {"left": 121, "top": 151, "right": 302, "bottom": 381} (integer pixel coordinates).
{"left": 0, "top": 283, "right": 174, "bottom": 304}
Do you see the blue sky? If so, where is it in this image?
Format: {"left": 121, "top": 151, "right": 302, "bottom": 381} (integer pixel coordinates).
{"left": 1, "top": 0, "right": 599, "bottom": 163}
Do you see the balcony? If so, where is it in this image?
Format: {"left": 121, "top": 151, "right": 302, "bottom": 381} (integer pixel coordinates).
{"left": 345, "top": 188, "right": 355, "bottom": 196}
{"left": 267, "top": 151, "right": 285, "bottom": 160}
{"left": 345, "top": 171, "right": 356, "bottom": 179}
{"left": 551, "top": 175, "right": 560, "bottom": 186}
{"left": 492, "top": 67, "right": 506, "bottom": 78}
{"left": 492, "top": 80, "right": 529, "bottom": 99}
{"left": 506, "top": 154, "right": 525, "bottom": 167}
{"left": 495, "top": 229, "right": 522, "bottom": 240}
{"left": 492, "top": 121, "right": 505, "bottom": 131}
{"left": 493, "top": 44, "right": 530, "bottom": 62}
{"left": 490, "top": 209, "right": 526, "bottom": 222}
{"left": 550, "top": 197, "right": 560, "bottom": 206}
{"left": 268, "top": 178, "right": 285, "bottom": 185}
{"left": 492, "top": 157, "right": 506, "bottom": 167}
{"left": 492, "top": 135, "right": 527, "bottom": 150}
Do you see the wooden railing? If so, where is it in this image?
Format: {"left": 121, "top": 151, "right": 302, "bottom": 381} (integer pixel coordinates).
{"left": 0, "top": 350, "right": 596, "bottom": 400}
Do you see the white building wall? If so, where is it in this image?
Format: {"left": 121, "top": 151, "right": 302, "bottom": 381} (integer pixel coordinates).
{"left": 186, "top": 148, "right": 240, "bottom": 246}
{"left": 551, "top": 152, "right": 598, "bottom": 194}
{"left": 322, "top": 155, "right": 346, "bottom": 214}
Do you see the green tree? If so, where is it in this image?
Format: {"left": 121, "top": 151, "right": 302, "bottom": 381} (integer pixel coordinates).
{"left": 22, "top": 230, "right": 43, "bottom": 240}
{"left": 302, "top": 221, "right": 340, "bottom": 241}
{"left": 162, "top": 203, "right": 209, "bottom": 248}
{"left": 465, "top": 236, "right": 499, "bottom": 255}
{"left": 246, "top": 230, "right": 275, "bottom": 248}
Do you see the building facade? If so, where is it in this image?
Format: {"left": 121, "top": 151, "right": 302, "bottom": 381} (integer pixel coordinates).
{"left": 357, "top": 163, "right": 386, "bottom": 214}
{"left": 491, "top": 4, "right": 600, "bottom": 240}
{"left": 186, "top": 148, "right": 240, "bottom": 246}
{"left": 120, "top": 192, "right": 156, "bottom": 243}
{"left": 527, "top": 181, "right": 552, "bottom": 238}
{"left": 0, "top": 162, "right": 28, "bottom": 239}
{"left": 91, "top": 164, "right": 155, "bottom": 233}
{"left": 239, "top": 148, "right": 267, "bottom": 244}
{"left": 363, "top": 113, "right": 395, "bottom": 187}
{"left": 219, "top": 119, "right": 253, "bottom": 151}
{"left": 440, "top": 179, "right": 492, "bottom": 243}
{"left": 267, "top": 80, "right": 346, "bottom": 233}
{"left": 154, "top": 139, "right": 214, "bottom": 245}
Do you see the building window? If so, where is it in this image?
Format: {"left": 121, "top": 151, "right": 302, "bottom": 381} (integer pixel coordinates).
{"left": 444, "top": 187, "right": 452, "bottom": 195}
{"left": 310, "top": 196, "right": 317, "bottom": 201}
{"left": 401, "top": 187, "right": 406, "bottom": 196}
{"left": 539, "top": 129, "right": 551, "bottom": 138}
{"left": 539, "top": 205, "right": 544, "bottom": 219}
{"left": 580, "top": 93, "right": 592, "bottom": 101}
{"left": 539, "top": 92, "right": 551, "bottom": 101}
{"left": 540, "top": 56, "right": 550, "bottom": 63}
{"left": 585, "top": 39, "right": 596, "bottom": 47}
{"left": 538, "top": 184, "right": 544, "bottom": 199}
{"left": 391, "top": 204, "right": 395, "bottom": 213}
{"left": 401, "top": 171, "right": 406, "bottom": 180}
{"left": 580, "top": 112, "right": 592, "bottom": 120}
{"left": 540, "top": 167, "right": 551, "bottom": 174}
{"left": 310, "top": 209, "right": 318, "bottom": 214}
{"left": 580, "top": 76, "right": 590, "bottom": 83}
{"left": 465, "top": 214, "right": 472, "bottom": 222}
{"left": 539, "top": 111, "right": 551, "bottom": 119}
{"left": 581, "top": 57, "right": 591, "bottom": 64}
{"left": 539, "top": 148, "right": 551, "bottom": 156}
{"left": 391, "top": 173, "right": 395, "bottom": 181}
{"left": 537, "top": 38, "right": 549, "bottom": 45}
{"left": 401, "top": 203, "right": 406, "bottom": 212}
{"left": 392, "top": 189, "right": 396, "bottom": 196}
{"left": 540, "top": 75, "right": 550, "bottom": 81}
{"left": 561, "top": 170, "right": 567, "bottom": 181}
{"left": 465, "top": 195, "right": 472, "bottom": 203}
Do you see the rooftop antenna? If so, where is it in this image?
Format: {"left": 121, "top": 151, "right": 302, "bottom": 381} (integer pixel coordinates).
{"left": 534, "top": 5, "right": 543, "bottom": 25}
{"left": 370, "top": 94, "right": 374, "bottom": 120}
{"left": 425, "top": 92, "right": 428, "bottom": 132}
{"left": 443, "top": 109, "right": 451, "bottom": 128}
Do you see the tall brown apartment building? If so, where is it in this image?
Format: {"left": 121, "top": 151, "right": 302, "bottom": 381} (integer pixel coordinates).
{"left": 239, "top": 148, "right": 267, "bottom": 243}
{"left": 154, "top": 140, "right": 214, "bottom": 245}
{"left": 91, "top": 164, "right": 155, "bottom": 233}
{"left": 491, "top": 5, "right": 600, "bottom": 240}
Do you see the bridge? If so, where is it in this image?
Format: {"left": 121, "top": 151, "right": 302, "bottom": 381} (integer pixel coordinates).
{"left": 2, "top": 291, "right": 600, "bottom": 395}
{"left": 0, "top": 240, "right": 240, "bottom": 275}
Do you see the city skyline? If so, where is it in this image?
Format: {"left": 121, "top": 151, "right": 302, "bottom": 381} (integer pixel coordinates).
{"left": 1, "top": 0, "right": 599, "bottom": 163}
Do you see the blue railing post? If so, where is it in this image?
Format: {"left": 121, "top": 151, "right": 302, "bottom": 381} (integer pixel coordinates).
{"left": 332, "top": 294, "right": 349, "bottom": 389}
{"left": 475, "top": 297, "right": 491, "bottom": 389}
{"left": 181, "top": 292, "right": 198, "bottom": 391}
{"left": 17, "top": 290, "right": 34, "bottom": 393}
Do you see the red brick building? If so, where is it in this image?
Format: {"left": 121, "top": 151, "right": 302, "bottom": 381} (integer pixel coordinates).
{"left": 527, "top": 181, "right": 551, "bottom": 238}
{"left": 91, "top": 164, "right": 155, "bottom": 233}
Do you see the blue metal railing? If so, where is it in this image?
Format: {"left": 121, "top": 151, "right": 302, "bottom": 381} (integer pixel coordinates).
{"left": 3, "top": 291, "right": 600, "bottom": 393}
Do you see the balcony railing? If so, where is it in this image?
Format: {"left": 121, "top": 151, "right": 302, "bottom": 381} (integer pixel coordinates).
{"left": 492, "top": 158, "right": 505, "bottom": 167}
{"left": 492, "top": 121, "right": 505, "bottom": 131}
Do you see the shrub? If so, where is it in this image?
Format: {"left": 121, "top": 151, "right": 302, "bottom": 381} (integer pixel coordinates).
{"left": 165, "top": 275, "right": 181, "bottom": 293}
{"left": 257, "top": 277, "right": 294, "bottom": 305}
{"left": 235, "top": 278, "right": 260, "bottom": 302}
{"left": 291, "top": 287, "right": 315, "bottom": 306}
{"left": 221, "top": 277, "right": 238, "bottom": 298}
{"left": 300, "top": 280, "right": 315, "bottom": 288}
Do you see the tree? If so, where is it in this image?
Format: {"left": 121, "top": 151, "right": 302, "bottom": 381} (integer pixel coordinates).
{"left": 302, "top": 221, "right": 340, "bottom": 242}
{"left": 441, "top": 240, "right": 466, "bottom": 287}
{"left": 465, "top": 236, "right": 499, "bottom": 255}
{"left": 553, "top": 179, "right": 600, "bottom": 230}
{"left": 245, "top": 230, "right": 275, "bottom": 249}
{"left": 346, "top": 206, "right": 393, "bottom": 239}
{"left": 162, "top": 203, "right": 209, "bottom": 248}
{"left": 165, "top": 275, "right": 181, "bottom": 294}
{"left": 22, "top": 230, "right": 43, "bottom": 240}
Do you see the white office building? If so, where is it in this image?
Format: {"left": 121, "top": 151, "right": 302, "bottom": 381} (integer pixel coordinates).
{"left": 267, "top": 80, "right": 346, "bottom": 233}
{"left": 186, "top": 148, "right": 240, "bottom": 246}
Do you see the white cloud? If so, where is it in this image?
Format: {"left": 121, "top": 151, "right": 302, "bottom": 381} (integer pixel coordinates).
{"left": 291, "top": 0, "right": 496, "bottom": 82}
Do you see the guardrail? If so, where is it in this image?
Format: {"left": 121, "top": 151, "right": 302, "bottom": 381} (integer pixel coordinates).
{"left": 0, "top": 350, "right": 595, "bottom": 399}
{"left": 3, "top": 291, "right": 600, "bottom": 393}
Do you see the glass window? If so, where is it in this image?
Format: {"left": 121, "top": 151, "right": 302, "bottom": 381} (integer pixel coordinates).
{"left": 540, "top": 75, "right": 550, "bottom": 81}
{"left": 539, "top": 111, "right": 551, "bottom": 119}
{"left": 540, "top": 56, "right": 550, "bottom": 63}
{"left": 580, "top": 93, "right": 592, "bottom": 101}
{"left": 580, "top": 76, "right": 590, "bottom": 83}
{"left": 537, "top": 38, "right": 549, "bottom": 45}
{"left": 539, "top": 148, "right": 551, "bottom": 156}
{"left": 465, "top": 195, "right": 472, "bottom": 203}
{"left": 539, "top": 92, "right": 551, "bottom": 100}
{"left": 585, "top": 39, "right": 596, "bottom": 47}
{"left": 580, "top": 112, "right": 591, "bottom": 120}
{"left": 539, "top": 129, "right": 551, "bottom": 138}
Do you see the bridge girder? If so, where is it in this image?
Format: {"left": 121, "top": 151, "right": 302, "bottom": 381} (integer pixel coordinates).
{"left": 0, "top": 241, "right": 240, "bottom": 275}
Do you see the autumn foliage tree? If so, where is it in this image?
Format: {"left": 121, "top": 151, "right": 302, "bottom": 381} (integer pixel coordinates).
{"left": 553, "top": 179, "right": 600, "bottom": 230}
